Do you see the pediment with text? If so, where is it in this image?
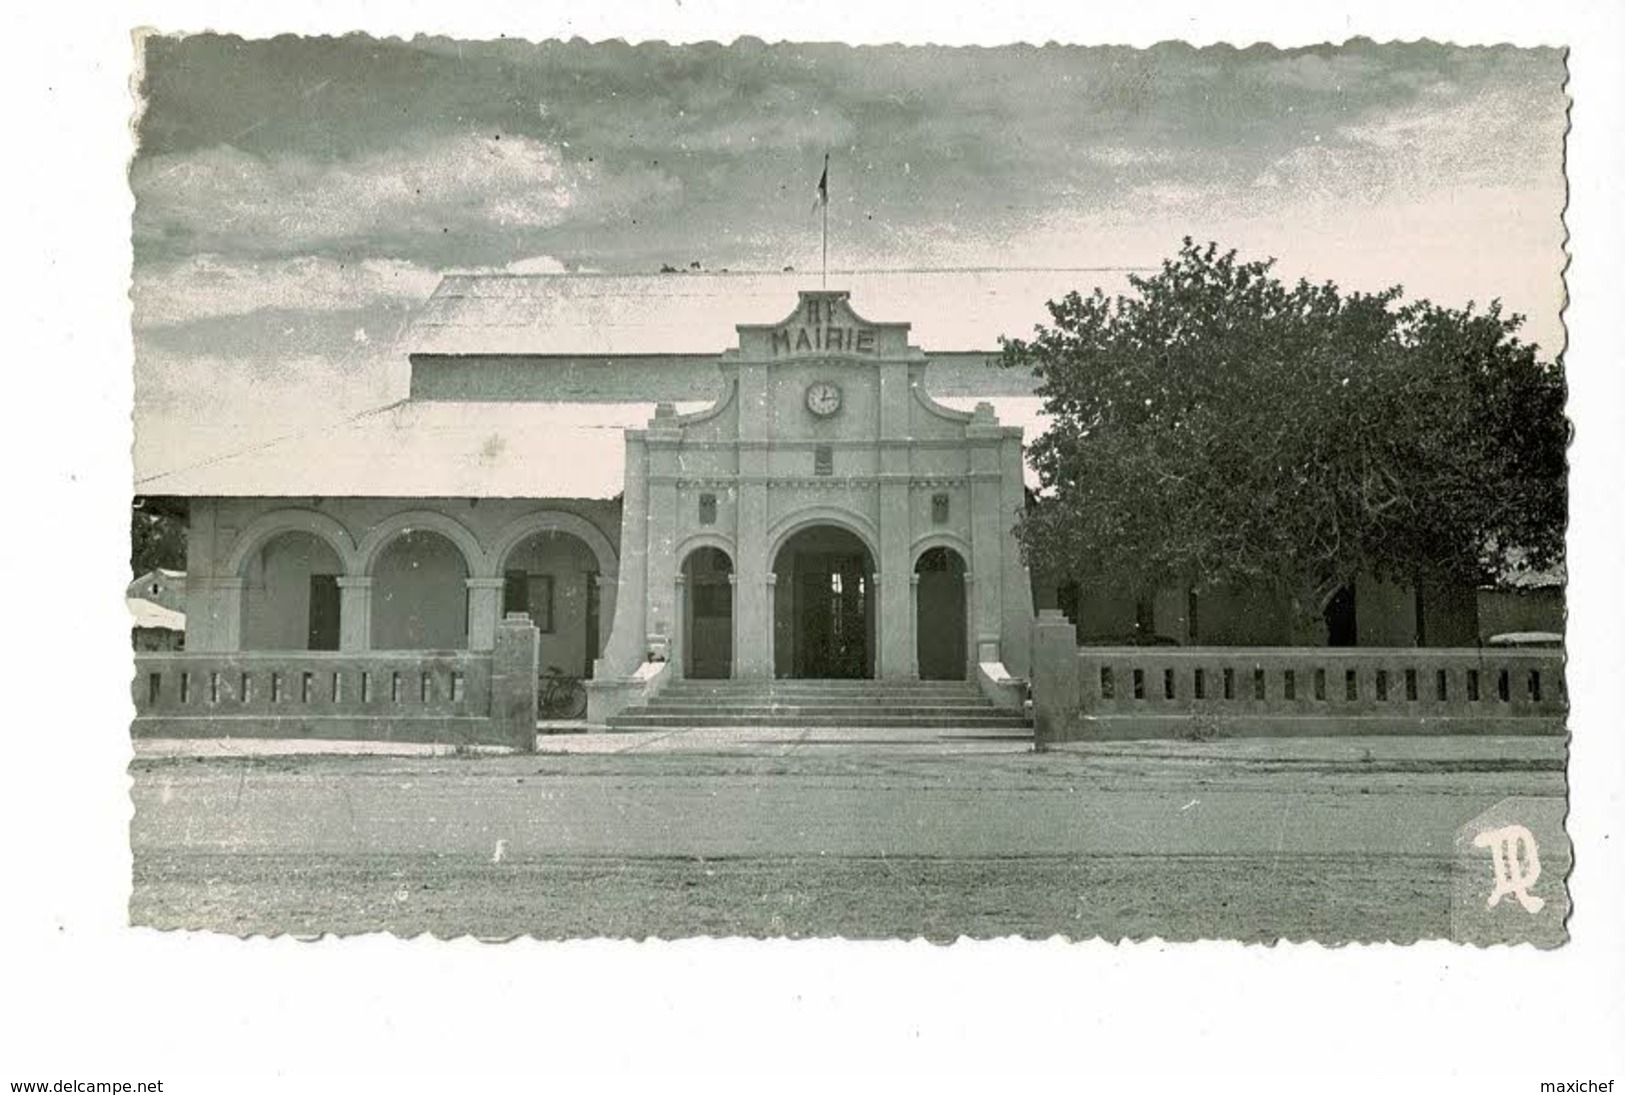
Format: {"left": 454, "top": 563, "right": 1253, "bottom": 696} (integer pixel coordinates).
{"left": 736, "top": 291, "right": 913, "bottom": 360}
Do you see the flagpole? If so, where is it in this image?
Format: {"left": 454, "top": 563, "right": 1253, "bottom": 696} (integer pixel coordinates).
{"left": 821, "top": 154, "right": 829, "bottom": 288}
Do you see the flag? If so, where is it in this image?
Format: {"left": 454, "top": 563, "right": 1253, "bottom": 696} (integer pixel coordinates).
{"left": 812, "top": 153, "right": 829, "bottom": 214}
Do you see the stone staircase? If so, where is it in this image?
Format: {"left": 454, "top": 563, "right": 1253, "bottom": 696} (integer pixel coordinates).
{"left": 605, "top": 678, "right": 1032, "bottom": 733}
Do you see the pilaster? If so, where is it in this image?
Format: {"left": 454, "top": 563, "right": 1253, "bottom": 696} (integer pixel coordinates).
{"left": 336, "top": 576, "right": 373, "bottom": 652}
{"left": 464, "top": 577, "right": 505, "bottom": 652}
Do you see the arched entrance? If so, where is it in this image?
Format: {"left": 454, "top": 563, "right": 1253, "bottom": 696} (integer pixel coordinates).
{"left": 773, "top": 524, "right": 875, "bottom": 679}
{"left": 915, "top": 546, "right": 968, "bottom": 680}
{"left": 499, "top": 529, "right": 602, "bottom": 679}
{"left": 240, "top": 530, "right": 344, "bottom": 650}
{"left": 370, "top": 530, "right": 471, "bottom": 649}
{"left": 682, "top": 547, "right": 733, "bottom": 679}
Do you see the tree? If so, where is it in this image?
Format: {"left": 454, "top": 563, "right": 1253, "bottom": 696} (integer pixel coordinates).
{"left": 131, "top": 495, "right": 188, "bottom": 578}
{"left": 1000, "top": 239, "right": 1568, "bottom": 628}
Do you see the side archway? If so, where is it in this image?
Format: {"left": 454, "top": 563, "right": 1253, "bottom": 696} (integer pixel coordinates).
{"left": 486, "top": 510, "right": 619, "bottom": 581}
{"left": 356, "top": 510, "right": 485, "bottom": 577}
{"left": 679, "top": 544, "right": 734, "bottom": 679}
{"left": 765, "top": 506, "right": 881, "bottom": 569}
{"left": 223, "top": 508, "right": 359, "bottom": 577}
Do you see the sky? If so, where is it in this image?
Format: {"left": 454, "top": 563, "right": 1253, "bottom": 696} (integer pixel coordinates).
{"left": 129, "top": 35, "right": 1569, "bottom": 480}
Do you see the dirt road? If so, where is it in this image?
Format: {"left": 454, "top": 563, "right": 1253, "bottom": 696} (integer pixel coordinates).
{"left": 129, "top": 735, "right": 1566, "bottom": 941}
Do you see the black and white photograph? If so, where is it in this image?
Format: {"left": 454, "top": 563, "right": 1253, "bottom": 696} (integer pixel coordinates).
{"left": 127, "top": 29, "right": 1572, "bottom": 945}
{"left": 6, "top": 3, "right": 1624, "bottom": 1090}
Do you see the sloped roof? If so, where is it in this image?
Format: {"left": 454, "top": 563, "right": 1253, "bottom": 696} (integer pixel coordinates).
{"left": 137, "top": 396, "right": 1050, "bottom": 498}
{"left": 137, "top": 401, "right": 671, "bottom": 498}
{"left": 408, "top": 268, "right": 1136, "bottom": 356}
{"left": 127, "top": 597, "right": 185, "bottom": 631}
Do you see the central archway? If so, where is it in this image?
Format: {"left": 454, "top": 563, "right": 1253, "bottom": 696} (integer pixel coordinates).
{"left": 772, "top": 524, "right": 876, "bottom": 679}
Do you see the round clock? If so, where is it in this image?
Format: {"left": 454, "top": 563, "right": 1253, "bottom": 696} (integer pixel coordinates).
{"left": 805, "top": 380, "right": 842, "bottom": 417}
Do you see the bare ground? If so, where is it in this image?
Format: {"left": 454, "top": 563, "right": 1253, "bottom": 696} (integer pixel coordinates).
{"left": 128, "top": 735, "right": 1567, "bottom": 942}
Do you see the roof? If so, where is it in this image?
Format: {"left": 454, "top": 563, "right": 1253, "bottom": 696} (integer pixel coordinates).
{"left": 136, "top": 396, "right": 1050, "bottom": 498}
{"left": 408, "top": 268, "right": 1137, "bottom": 357}
{"left": 137, "top": 401, "right": 662, "bottom": 498}
{"left": 127, "top": 597, "right": 185, "bottom": 631}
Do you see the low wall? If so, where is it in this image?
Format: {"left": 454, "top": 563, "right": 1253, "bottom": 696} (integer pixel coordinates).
{"left": 1029, "top": 611, "right": 1566, "bottom": 743}
{"left": 132, "top": 617, "right": 540, "bottom": 749}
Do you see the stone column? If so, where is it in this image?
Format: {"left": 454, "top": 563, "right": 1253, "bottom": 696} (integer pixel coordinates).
{"left": 765, "top": 573, "right": 778, "bottom": 678}
{"left": 465, "top": 578, "right": 505, "bottom": 652}
{"left": 877, "top": 502, "right": 914, "bottom": 680}
{"left": 998, "top": 432, "right": 1036, "bottom": 677}
{"left": 734, "top": 361, "right": 771, "bottom": 680}
{"left": 598, "top": 432, "right": 650, "bottom": 676}
{"left": 643, "top": 410, "right": 682, "bottom": 664}
{"left": 672, "top": 573, "right": 688, "bottom": 678}
{"left": 968, "top": 406, "right": 1006, "bottom": 668}
{"left": 908, "top": 573, "right": 922, "bottom": 680}
{"left": 963, "top": 570, "right": 978, "bottom": 676}
{"left": 593, "top": 574, "right": 616, "bottom": 662}
{"left": 1031, "top": 608, "right": 1081, "bottom": 751}
{"left": 733, "top": 483, "right": 771, "bottom": 679}
{"left": 336, "top": 576, "right": 373, "bottom": 652}
{"left": 490, "top": 612, "right": 539, "bottom": 753}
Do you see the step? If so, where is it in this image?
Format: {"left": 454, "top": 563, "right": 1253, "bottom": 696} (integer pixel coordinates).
{"left": 638, "top": 703, "right": 1012, "bottom": 716}
{"left": 606, "top": 712, "right": 1031, "bottom": 729}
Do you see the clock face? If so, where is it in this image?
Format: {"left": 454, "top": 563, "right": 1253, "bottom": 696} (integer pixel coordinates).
{"left": 806, "top": 380, "right": 842, "bottom": 417}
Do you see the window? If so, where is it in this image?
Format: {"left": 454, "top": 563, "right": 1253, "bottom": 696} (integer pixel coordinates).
{"left": 503, "top": 570, "right": 555, "bottom": 632}
{"left": 307, "top": 574, "right": 340, "bottom": 650}
{"left": 698, "top": 493, "right": 717, "bottom": 525}
{"left": 931, "top": 493, "right": 950, "bottom": 524}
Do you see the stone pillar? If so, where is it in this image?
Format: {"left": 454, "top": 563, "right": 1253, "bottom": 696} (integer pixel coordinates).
{"left": 1031, "top": 608, "right": 1081, "bottom": 751}
{"left": 187, "top": 576, "right": 244, "bottom": 652}
{"left": 599, "top": 432, "right": 650, "bottom": 676}
{"left": 968, "top": 406, "right": 1006, "bottom": 668}
{"left": 964, "top": 570, "right": 979, "bottom": 676}
{"left": 336, "top": 576, "right": 373, "bottom": 652}
{"left": 465, "top": 578, "right": 505, "bottom": 652}
{"left": 734, "top": 484, "right": 771, "bottom": 679}
{"left": 998, "top": 432, "right": 1036, "bottom": 677}
{"left": 672, "top": 573, "right": 688, "bottom": 678}
{"left": 877, "top": 505, "right": 913, "bottom": 680}
{"left": 644, "top": 410, "right": 682, "bottom": 664}
{"left": 765, "top": 573, "right": 778, "bottom": 678}
{"left": 490, "top": 612, "right": 539, "bottom": 753}
{"left": 594, "top": 574, "right": 617, "bottom": 660}
{"left": 876, "top": 358, "right": 915, "bottom": 680}
{"left": 909, "top": 573, "right": 922, "bottom": 681}
{"left": 734, "top": 360, "right": 772, "bottom": 680}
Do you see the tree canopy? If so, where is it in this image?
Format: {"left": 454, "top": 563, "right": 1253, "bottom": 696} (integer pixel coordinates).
{"left": 1000, "top": 239, "right": 1568, "bottom": 619}
{"left": 132, "top": 496, "right": 188, "bottom": 578}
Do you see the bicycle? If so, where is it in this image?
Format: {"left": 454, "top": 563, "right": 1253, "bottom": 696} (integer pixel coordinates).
{"left": 537, "top": 665, "right": 588, "bottom": 720}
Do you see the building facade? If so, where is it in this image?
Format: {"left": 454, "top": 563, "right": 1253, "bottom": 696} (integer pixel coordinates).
{"left": 157, "top": 276, "right": 1050, "bottom": 721}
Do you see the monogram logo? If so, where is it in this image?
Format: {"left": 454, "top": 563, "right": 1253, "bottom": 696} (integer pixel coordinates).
{"left": 1472, "top": 824, "right": 1545, "bottom": 914}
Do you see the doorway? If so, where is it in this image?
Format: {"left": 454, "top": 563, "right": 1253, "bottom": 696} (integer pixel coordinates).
{"left": 683, "top": 547, "right": 733, "bottom": 679}
{"left": 914, "top": 546, "right": 967, "bottom": 680}
{"left": 773, "top": 525, "right": 875, "bottom": 679}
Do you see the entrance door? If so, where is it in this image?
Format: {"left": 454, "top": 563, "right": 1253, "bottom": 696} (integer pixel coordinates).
{"left": 797, "top": 553, "right": 869, "bottom": 678}
{"left": 773, "top": 524, "right": 876, "bottom": 679}
{"left": 914, "top": 547, "right": 967, "bottom": 680}
{"left": 684, "top": 548, "right": 733, "bottom": 678}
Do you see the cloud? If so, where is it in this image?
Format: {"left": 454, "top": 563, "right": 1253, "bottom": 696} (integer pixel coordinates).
{"left": 502, "top": 255, "right": 569, "bottom": 274}
{"left": 132, "top": 130, "right": 681, "bottom": 263}
{"left": 133, "top": 254, "right": 442, "bottom": 328}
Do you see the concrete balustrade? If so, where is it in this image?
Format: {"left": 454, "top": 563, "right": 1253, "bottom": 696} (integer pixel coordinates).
{"left": 1030, "top": 612, "right": 1565, "bottom": 741}
{"left": 132, "top": 616, "right": 540, "bottom": 750}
